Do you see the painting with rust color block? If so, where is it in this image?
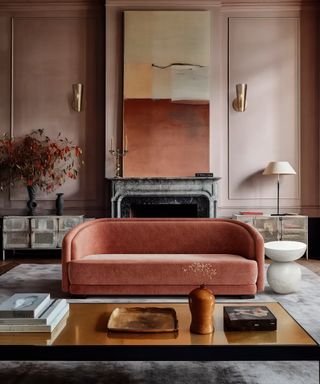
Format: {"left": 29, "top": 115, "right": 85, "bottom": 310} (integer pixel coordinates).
{"left": 123, "top": 11, "right": 210, "bottom": 177}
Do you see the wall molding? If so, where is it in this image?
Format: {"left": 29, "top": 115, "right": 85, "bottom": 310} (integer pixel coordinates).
{"left": 9, "top": 16, "right": 102, "bottom": 203}
{"left": 107, "top": 0, "right": 221, "bottom": 7}
{"left": 107, "top": 0, "right": 319, "bottom": 9}
{"left": 226, "top": 16, "right": 301, "bottom": 205}
{"left": 0, "top": 1, "right": 104, "bottom": 13}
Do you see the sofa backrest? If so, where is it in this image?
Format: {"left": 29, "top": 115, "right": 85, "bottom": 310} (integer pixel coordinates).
{"left": 70, "top": 218, "right": 262, "bottom": 260}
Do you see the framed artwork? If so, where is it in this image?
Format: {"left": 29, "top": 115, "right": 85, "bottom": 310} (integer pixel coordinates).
{"left": 123, "top": 11, "right": 210, "bottom": 177}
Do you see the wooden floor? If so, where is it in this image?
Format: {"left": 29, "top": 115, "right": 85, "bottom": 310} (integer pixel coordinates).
{"left": 298, "top": 258, "right": 320, "bottom": 275}
{"left": 0, "top": 251, "right": 60, "bottom": 276}
{"left": 0, "top": 253, "right": 320, "bottom": 277}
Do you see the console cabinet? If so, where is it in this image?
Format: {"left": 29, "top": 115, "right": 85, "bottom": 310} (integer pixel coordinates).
{"left": 2, "top": 216, "right": 84, "bottom": 260}
{"left": 233, "top": 215, "right": 308, "bottom": 257}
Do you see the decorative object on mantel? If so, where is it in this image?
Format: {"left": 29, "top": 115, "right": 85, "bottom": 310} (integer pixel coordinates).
{"left": 195, "top": 173, "right": 214, "bottom": 177}
{"left": 189, "top": 284, "right": 215, "bottom": 335}
{"left": 0, "top": 129, "right": 83, "bottom": 215}
{"left": 109, "top": 136, "right": 128, "bottom": 178}
{"left": 262, "top": 161, "right": 296, "bottom": 216}
{"left": 55, "top": 193, "right": 64, "bottom": 216}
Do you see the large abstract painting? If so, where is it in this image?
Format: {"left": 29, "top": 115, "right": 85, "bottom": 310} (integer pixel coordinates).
{"left": 123, "top": 11, "right": 210, "bottom": 177}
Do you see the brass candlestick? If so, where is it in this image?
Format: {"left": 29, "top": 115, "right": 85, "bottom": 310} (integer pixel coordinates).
{"left": 109, "top": 148, "right": 128, "bottom": 178}
{"left": 109, "top": 136, "right": 128, "bottom": 177}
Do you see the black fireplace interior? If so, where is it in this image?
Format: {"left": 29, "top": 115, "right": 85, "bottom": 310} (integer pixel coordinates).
{"left": 130, "top": 204, "right": 198, "bottom": 218}
{"left": 121, "top": 195, "right": 210, "bottom": 218}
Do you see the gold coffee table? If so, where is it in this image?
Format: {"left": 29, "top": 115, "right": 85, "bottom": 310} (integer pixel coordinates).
{"left": 0, "top": 302, "right": 318, "bottom": 361}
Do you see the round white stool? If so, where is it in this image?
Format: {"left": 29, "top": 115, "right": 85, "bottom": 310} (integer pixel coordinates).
{"left": 265, "top": 241, "right": 307, "bottom": 294}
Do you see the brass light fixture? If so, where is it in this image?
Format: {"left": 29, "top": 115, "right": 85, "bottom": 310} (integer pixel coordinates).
{"left": 72, "top": 83, "right": 83, "bottom": 112}
{"left": 232, "top": 83, "right": 247, "bottom": 112}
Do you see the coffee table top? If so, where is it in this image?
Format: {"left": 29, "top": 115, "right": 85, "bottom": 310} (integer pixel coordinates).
{"left": 0, "top": 302, "right": 317, "bottom": 361}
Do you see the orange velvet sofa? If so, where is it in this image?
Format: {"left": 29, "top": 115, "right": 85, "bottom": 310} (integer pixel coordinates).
{"left": 62, "top": 218, "right": 265, "bottom": 296}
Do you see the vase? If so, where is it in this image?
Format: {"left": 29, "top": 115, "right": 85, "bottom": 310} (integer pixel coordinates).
{"left": 189, "top": 284, "right": 215, "bottom": 334}
{"left": 55, "top": 193, "right": 64, "bottom": 216}
{"left": 26, "top": 185, "right": 38, "bottom": 216}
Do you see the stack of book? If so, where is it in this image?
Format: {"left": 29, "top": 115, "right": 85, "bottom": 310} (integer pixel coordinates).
{"left": 0, "top": 293, "right": 69, "bottom": 333}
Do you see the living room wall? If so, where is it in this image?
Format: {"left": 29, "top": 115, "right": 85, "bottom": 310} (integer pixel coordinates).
{"left": 0, "top": 0, "right": 106, "bottom": 217}
{"left": 106, "top": 0, "right": 320, "bottom": 217}
{"left": 0, "top": 0, "right": 318, "bottom": 218}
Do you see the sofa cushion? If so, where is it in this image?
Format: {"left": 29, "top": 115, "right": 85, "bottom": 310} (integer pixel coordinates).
{"left": 68, "top": 254, "right": 258, "bottom": 286}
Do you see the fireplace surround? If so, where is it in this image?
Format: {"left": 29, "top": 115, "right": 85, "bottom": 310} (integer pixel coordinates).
{"left": 108, "top": 177, "right": 220, "bottom": 218}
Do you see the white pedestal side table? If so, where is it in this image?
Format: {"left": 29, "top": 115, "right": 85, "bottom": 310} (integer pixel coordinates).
{"left": 265, "top": 241, "right": 307, "bottom": 294}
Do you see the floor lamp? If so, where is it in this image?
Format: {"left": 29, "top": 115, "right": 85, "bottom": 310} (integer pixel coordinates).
{"left": 262, "top": 161, "right": 296, "bottom": 216}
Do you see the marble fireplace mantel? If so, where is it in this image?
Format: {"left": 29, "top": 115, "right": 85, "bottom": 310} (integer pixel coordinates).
{"left": 107, "top": 177, "right": 220, "bottom": 218}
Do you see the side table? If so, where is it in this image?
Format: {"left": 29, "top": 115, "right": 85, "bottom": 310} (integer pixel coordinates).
{"left": 265, "top": 241, "right": 307, "bottom": 294}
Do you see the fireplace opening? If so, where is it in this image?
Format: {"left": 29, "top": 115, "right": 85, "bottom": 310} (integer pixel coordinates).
{"left": 130, "top": 204, "right": 198, "bottom": 218}
{"left": 120, "top": 195, "right": 210, "bottom": 218}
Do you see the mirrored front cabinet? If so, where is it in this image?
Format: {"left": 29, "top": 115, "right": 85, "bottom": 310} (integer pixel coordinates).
{"left": 233, "top": 215, "right": 308, "bottom": 258}
{"left": 2, "top": 216, "right": 84, "bottom": 260}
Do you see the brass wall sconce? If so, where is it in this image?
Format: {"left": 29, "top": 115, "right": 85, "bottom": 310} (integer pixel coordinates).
{"left": 72, "top": 83, "right": 83, "bottom": 112}
{"left": 232, "top": 83, "right": 247, "bottom": 112}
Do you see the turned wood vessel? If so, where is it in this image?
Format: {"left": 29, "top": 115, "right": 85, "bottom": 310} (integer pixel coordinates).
{"left": 189, "top": 285, "right": 215, "bottom": 334}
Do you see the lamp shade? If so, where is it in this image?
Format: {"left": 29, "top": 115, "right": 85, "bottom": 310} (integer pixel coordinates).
{"left": 262, "top": 161, "right": 296, "bottom": 176}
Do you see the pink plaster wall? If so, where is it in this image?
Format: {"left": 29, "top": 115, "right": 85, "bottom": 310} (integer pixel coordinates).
{"left": 106, "top": 0, "right": 320, "bottom": 215}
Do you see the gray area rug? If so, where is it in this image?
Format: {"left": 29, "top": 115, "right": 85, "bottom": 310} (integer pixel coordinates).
{"left": 0, "top": 264, "right": 319, "bottom": 383}
{"left": 0, "top": 361, "right": 317, "bottom": 384}
{"left": 1, "top": 264, "right": 320, "bottom": 341}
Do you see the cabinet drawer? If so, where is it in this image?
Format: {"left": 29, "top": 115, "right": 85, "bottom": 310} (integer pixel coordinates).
{"left": 31, "top": 232, "right": 58, "bottom": 248}
{"left": 233, "top": 215, "right": 254, "bottom": 225}
{"left": 281, "top": 217, "right": 307, "bottom": 231}
{"left": 31, "top": 217, "right": 57, "bottom": 231}
{"left": 281, "top": 233, "right": 307, "bottom": 243}
{"left": 3, "top": 218, "right": 29, "bottom": 232}
{"left": 58, "top": 217, "right": 83, "bottom": 231}
{"left": 257, "top": 230, "right": 278, "bottom": 243}
{"left": 57, "top": 231, "right": 68, "bottom": 248}
{"left": 3, "top": 232, "right": 29, "bottom": 249}
{"left": 255, "top": 218, "right": 278, "bottom": 234}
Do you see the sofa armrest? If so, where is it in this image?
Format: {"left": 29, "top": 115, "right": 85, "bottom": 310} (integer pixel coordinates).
{"left": 231, "top": 219, "right": 265, "bottom": 291}
{"left": 61, "top": 219, "right": 98, "bottom": 292}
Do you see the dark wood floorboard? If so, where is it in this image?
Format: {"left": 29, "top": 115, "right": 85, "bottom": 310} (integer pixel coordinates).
{"left": 0, "top": 250, "right": 60, "bottom": 275}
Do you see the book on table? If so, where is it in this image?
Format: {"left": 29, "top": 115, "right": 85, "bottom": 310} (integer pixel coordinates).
{"left": 0, "top": 311, "right": 69, "bottom": 343}
{"left": 223, "top": 306, "right": 277, "bottom": 331}
{"left": 0, "top": 294, "right": 69, "bottom": 333}
{"left": 0, "top": 293, "right": 51, "bottom": 318}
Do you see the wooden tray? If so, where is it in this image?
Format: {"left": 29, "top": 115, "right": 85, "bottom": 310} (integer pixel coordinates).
{"left": 107, "top": 307, "right": 179, "bottom": 333}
